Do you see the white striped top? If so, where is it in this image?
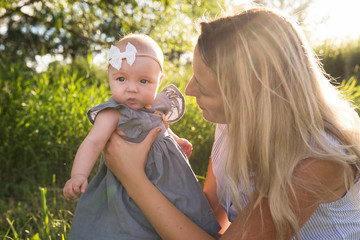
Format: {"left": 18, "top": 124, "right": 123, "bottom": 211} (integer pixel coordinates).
{"left": 211, "top": 124, "right": 360, "bottom": 239}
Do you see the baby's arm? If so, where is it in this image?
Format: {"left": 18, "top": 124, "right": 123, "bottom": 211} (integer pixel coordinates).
{"left": 63, "top": 109, "right": 121, "bottom": 199}
{"left": 167, "top": 127, "right": 193, "bottom": 158}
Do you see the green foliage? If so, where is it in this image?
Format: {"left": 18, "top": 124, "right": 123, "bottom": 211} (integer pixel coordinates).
{"left": 0, "top": 0, "right": 225, "bottom": 64}
{"left": 339, "top": 76, "right": 360, "bottom": 114}
{"left": 315, "top": 39, "right": 360, "bottom": 82}
{"left": 0, "top": 57, "right": 110, "bottom": 200}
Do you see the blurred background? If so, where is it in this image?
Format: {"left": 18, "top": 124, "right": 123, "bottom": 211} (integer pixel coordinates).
{"left": 1, "top": 0, "right": 360, "bottom": 238}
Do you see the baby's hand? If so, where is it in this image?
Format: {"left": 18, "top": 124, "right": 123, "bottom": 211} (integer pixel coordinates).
{"left": 63, "top": 175, "right": 88, "bottom": 200}
{"left": 176, "top": 138, "right": 193, "bottom": 158}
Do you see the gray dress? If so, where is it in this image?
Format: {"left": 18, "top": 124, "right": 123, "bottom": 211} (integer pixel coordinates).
{"left": 69, "top": 84, "right": 220, "bottom": 239}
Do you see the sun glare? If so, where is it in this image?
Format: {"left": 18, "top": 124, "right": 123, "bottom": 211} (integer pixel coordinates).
{"left": 306, "top": 0, "right": 360, "bottom": 42}
{"left": 228, "top": 0, "right": 360, "bottom": 43}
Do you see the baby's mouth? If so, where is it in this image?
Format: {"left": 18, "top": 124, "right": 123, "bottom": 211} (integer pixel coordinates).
{"left": 127, "top": 98, "right": 137, "bottom": 104}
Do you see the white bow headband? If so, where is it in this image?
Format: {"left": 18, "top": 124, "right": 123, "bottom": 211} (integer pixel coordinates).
{"left": 108, "top": 42, "right": 163, "bottom": 72}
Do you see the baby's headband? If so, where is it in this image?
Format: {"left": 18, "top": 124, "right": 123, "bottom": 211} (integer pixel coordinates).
{"left": 108, "top": 42, "right": 163, "bottom": 72}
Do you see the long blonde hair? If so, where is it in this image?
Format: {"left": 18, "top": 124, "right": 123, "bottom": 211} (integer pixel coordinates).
{"left": 197, "top": 6, "right": 360, "bottom": 239}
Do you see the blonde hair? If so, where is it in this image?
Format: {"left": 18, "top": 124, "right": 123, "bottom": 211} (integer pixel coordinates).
{"left": 197, "top": 6, "right": 360, "bottom": 239}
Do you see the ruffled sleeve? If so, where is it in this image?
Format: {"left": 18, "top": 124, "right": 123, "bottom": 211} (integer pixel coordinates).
{"left": 87, "top": 97, "right": 120, "bottom": 124}
{"left": 151, "top": 84, "right": 185, "bottom": 123}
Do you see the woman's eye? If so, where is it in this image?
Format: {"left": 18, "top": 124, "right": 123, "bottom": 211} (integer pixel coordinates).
{"left": 140, "top": 79, "right": 148, "bottom": 84}
{"left": 117, "top": 77, "right": 125, "bottom": 82}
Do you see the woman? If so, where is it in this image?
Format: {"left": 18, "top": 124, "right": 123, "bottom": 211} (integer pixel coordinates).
{"left": 103, "top": 6, "right": 360, "bottom": 239}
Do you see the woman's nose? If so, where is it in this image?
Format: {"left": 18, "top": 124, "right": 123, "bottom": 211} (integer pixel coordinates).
{"left": 185, "top": 76, "right": 196, "bottom": 96}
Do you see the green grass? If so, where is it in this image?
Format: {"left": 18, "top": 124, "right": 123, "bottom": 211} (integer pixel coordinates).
{"left": 1, "top": 175, "right": 75, "bottom": 240}
{"left": 1, "top": 190, "right": 74, "bottom": 240}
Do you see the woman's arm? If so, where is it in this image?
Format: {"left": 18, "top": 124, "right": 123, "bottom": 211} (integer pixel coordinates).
{"left": 104, "top": 131, "right": 348, "bottom": 239}
{"left": 203, "top": 159, "right": 231, "bottom": 234}
{"left": 103, "top": 131, "right": 288, "bottom": 239}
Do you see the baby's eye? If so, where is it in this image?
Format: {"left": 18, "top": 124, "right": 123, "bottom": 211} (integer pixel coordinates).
{"left": 140, "top": 79, "right": 148, "bottom": 84}
{"left": 117, "top": 77, "right": 125, "bottom": 82}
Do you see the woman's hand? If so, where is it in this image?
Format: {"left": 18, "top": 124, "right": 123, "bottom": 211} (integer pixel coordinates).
{"left": 103, "top": 127, "right": 162, "bottom": 188}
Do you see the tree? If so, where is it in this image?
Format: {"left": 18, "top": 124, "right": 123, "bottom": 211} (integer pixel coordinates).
{"left": 0, "top": 0, "right": 225, "bottom": 65}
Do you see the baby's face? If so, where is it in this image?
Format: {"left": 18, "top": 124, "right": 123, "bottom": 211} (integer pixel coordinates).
{"left": 108, "top": 55, "right": 162, "bottom": 110}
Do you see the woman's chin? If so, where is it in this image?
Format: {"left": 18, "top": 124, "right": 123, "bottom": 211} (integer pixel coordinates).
{"left": 202, "top": 110, "right": 226, "bottom": 124}
{"left": 201, "top": 110, "right": 214, "bottom": 123}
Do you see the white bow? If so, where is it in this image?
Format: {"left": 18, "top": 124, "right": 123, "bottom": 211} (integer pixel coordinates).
{"left": 108, "top": 42, "right": 138, "bottom": 70}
